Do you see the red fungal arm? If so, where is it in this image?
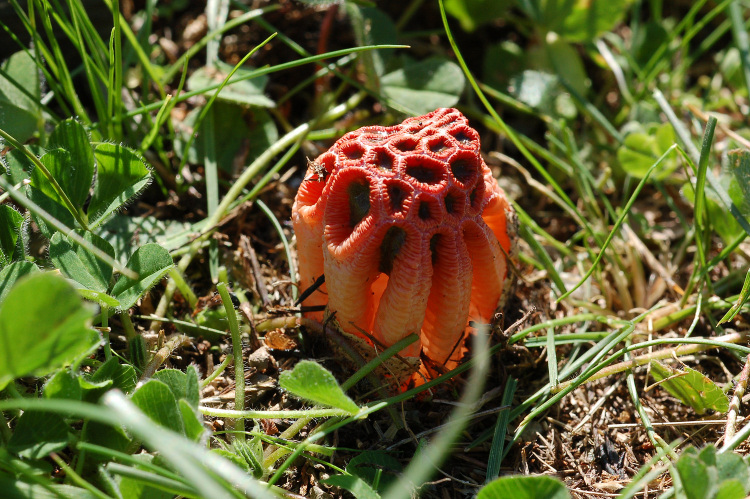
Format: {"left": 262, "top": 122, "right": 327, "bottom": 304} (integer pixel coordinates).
{"left": 292, "top": 108, "right": 516, "bottom": 365}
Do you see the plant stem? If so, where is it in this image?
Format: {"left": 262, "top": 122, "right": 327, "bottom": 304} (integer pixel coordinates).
{"left": 217, "top": 282, "right": 244, "bottom": 442}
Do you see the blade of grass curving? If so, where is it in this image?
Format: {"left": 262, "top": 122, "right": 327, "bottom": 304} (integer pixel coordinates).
{"left": 0, "top": 176, "right": 134, "bottom": 279}
{"left": 126, "top": 45, "right": 408, "bottom": 119}
{"left": 624, "top": 345, "right": 672, "bottom": 456}
{"left": 162, "top": 6, "right": 278, "bottom": 84}
{"left": 106, "top": 463, "right": 201, "bottom": 498}
{"left": 656, "top": 91, "right": 750, "bottom": 237}
{"left": 437, "top": 1, "right": 585, "bottom": 237}
{"left": 253, "top": 16, "right": 415, "bottom": 115}
{"left": 618, "top": 441, "right": 679, "bottom": 499}
{"left": 382, "top": 327, "right": 491, "bottom": 499}
{"left": 255, "top": 200, "right": 296, "bottom": 302}
{"left": 141, "top": 60, "right": 189, "bottom": 153}
{"left": 204, "top": 108, "right": 220, "bottom": 282}
{"left": 217, "top": 282, "right": 244, "bottom": 443}
{"left": 109, "top": 0, "right": 124, "bottom": 139}
{"left": 691, "top": 117, "right": 717, "bottom": 283}
{"left": 77, "top": 442, "right": 186, "bottom": 483}
{"left": 0, "top": 127, "right": 88, "bottom": 230}
{"left": 49, "top": 453, "right": 111, "bottom": 499}
{"left": 101, "top": 392, "right": 272, "bottom": 499}
{"left": 341, "top": 334, "right": 419, "bottom": 391}
{"left": 99, "top": 0, "right": 165, "bottom": 97}
{"left": 485, "top": 378, "right": 517, "bottom": 482}
{"left": 514, "top": 320, "right": 638, "bottom": 439}
{"left": 729, "top": 1, "right": 750, "bottom": 98}
{"left": 557, "top": 145, "right": 678, "bottom": 302}
{"left": 0, "top": 15, "right": 69, "bottom": 119}
{"left": 66, "top": 0, "right": 107, "bottom": 126}
{"left": 177, "top": 34, "right": 277, "bottom": 173}
{"left": 0, "top": 396, "right": 271, "bottom": 499}
{"left": 199, "top": 407, "right": 360, "bottom": 419}
{"left": 31, "top": 0, "right": 90, "bottom": 124}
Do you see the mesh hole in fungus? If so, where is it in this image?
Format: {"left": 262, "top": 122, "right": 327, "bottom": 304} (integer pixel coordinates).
{"left": 450, "top": 157, "right": 476, "bottom": 184}
{"left": 375, "top": 150, "right": 394, "bottom": 170}
{"left": 428, "top": 137, "right": 449, "bottom": 153}
{"left": 418, "top": 201, "right": 432, "bottom": 220}
{"left": 343, "top": 143, "right": 364, "bottom": 160}
{"left": 393, "top": 138, "right": 418, "bottom": 152}
{"left": 387, "top": 184, "right": 407, "bottom": 213}
{"left": 469, "top": 186, "right": 481, "bottom": 210}
{"left": 452, "top": 129, "right": 473, "bottom": 144}
{"left": 405, "top": 160, "right": 442, "bottom": 184}
{"left": 444, "top": 191, "right": 458, "bottom": 214}
{"left": 379, "top": 226, "right": 406, "bottom": 275}
{"left": 347, "top": 179, "right": 371, "bottom": 227}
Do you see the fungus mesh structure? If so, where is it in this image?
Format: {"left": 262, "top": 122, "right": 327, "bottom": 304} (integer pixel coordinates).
{"left": 293, "top": 108, "right": 515, "bottom": 366}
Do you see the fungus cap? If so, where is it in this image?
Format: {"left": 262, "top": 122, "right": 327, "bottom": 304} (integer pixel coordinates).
{"left": 292, "top": 108, "right": 516, "bottom": 367}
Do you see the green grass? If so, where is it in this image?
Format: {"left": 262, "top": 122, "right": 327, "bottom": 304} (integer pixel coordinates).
{"left": 2, "top": 0, "right": 750, "bottom": 497}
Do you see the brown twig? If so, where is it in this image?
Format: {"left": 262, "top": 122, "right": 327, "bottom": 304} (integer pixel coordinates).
{"left": 240, "top": 234, "right": 271, "bottom": 308}
{"left": 140, "top": 333, "right": 190, "bottom": 380}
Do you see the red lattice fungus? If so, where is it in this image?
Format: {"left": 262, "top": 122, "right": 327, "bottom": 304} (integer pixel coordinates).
{"left": 292, "top": 108, "right": 516, "bottom": 368}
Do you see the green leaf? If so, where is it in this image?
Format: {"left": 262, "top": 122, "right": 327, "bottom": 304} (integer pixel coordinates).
{"left": 2, "top": 146, "right": 40, "bottom": 185}
{"left": 131, "top": 379, "right": 186, "bottom": 435}
{"left": 0, "top": 261, "right": 39, "bottom": 305}
{"left": 187, "top": 62, "right": 274, "bottom": 108}
{"left": 321, "top": 475, "right": 381, "bottom": 499}
{"left": 727, "top": 149, "right": 750, "bottom": 207}
{"left": 49, "top": 230, "right": 115, "bottom": 293}
{"left": 713, "top": 448, "right": 750, "bottom": 491}
{"left": 153, "top": 369, "right": 192, "bottom": 403}
{"left": 84, "top": 421, "right": 132, "bottom": 458}
{"left": 381, "top": 57, "right": 465, "bottom": 115}
{"left": 27, "top": 149, "right": 78, "bottom": 236}
{"left": 185, "top": 365, "right": 201, "bottom": 409}
{"left": 0, "top": 51, "right": 42, "bottom": 143}
{"left": 0, "top": 272, "right": 99, "bottom": 390}
{"left": 179, "top": 399, "right": 205, "bottom": 442}
{"left": 279, "top": 360, "right": 359, "bottom": 414}
{"left": 86, "top": 357, "right": 137, "bottom": 400}
{"left": 650, "top": 361, "right": 729, "bottom": 415}
{"left": 347, "top": 450, "right": 402, "bottom": 491}
{"left": 99, "top": 215, "right": 195, "bottom": 263}
{"left": 233, "top": 437, "right": 264, "bottom": 478}
{"left": 0, "top": 205, "right": 24, "bottom": 268}
{"left": 175, "top": 103, "right": 278, "bottom": 174}
{"left": 7, "top": 410, "right": 69, "bottom": 459}
{"left": 675, "top": 448, "right": 714, "bottom": 499}
{"left": 111, "top": 243, "right": 173, "bottom": 310}
{"left": 43, "top": 369, "right": 82, "bottom": 401}
{"left": 358, "top": 7, "right": 398, "bottom": 77}
{"left": 88, "top": 143, "right": 151, "bottom": 227}
{"left": 444, "top": 0, "right": 512, "bottom": 32}
{"left": 618, "top": 123, "right": 677, "bottom": 179}
{"left": 477, "top": 475, "right": 571, "bottom": 499}
{"left": 48, "top": 119, "right": 94, "bottom": 206}
{"left": 524, "top": 0, "right": 632, "bottom": 43}
{"left": 715, "top": 480, "right": 747, "bottom": 499}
